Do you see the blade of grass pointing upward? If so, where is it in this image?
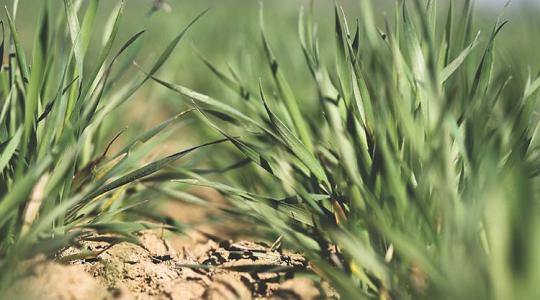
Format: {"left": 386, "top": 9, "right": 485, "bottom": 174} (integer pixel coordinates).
{"left": 79, "top": 0, "right": 98, "bottom": 56}
{"left": 63, "top": 0, "right": 84, "bottom": 80}
{"left": 259, "top": 82, "right": 329, "bottom": 187}
{"left": 260, "top": 4, "right": 314, "bottom": 153}
{"left": 78, "top": 1, "right": 124, "bottom": 105}
{"left": 17, "top": 2, "right": 47, "bottom": 178}
{"left": 5, "top": 8, "right": 28, "bottom": 82}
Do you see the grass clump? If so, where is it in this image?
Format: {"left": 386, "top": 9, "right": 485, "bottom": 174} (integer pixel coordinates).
{"left": 150, "top": 0, "right": 540, "bottom": 298}
{"left": 0, "top": 0, "right": 214, "bottom": 290}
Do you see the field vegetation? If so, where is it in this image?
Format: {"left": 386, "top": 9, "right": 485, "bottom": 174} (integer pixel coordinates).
{"left": 1, "top": 0, "right": 540, "bottom": 299}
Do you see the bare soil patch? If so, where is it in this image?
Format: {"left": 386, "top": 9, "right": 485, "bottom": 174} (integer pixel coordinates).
{"left": 7, "top": 194, "right": 337, "bottom": 299}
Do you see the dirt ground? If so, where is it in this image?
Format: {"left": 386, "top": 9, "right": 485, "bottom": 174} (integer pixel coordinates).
{"left": 6, "top": 191, "right": 337, "bottom": 300}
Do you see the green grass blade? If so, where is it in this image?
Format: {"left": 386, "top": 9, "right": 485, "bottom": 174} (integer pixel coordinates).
{"left": 260, "top": 4, "right": 313, "bottom": 152}
{"left": 0, "top": 127, "right": 22, "bottom": 173}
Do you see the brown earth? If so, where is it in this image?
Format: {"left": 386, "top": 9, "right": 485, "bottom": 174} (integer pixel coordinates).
{"left": 7, "top": 231, "right": 334, "bottom": 300}
{"left": 6, "top": 191, "right": 337, "bottom": 300}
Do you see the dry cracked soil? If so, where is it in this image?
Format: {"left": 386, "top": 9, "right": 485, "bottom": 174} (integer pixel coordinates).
{"left": 6, "top": 193, "right": 337, "bottom": 300}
